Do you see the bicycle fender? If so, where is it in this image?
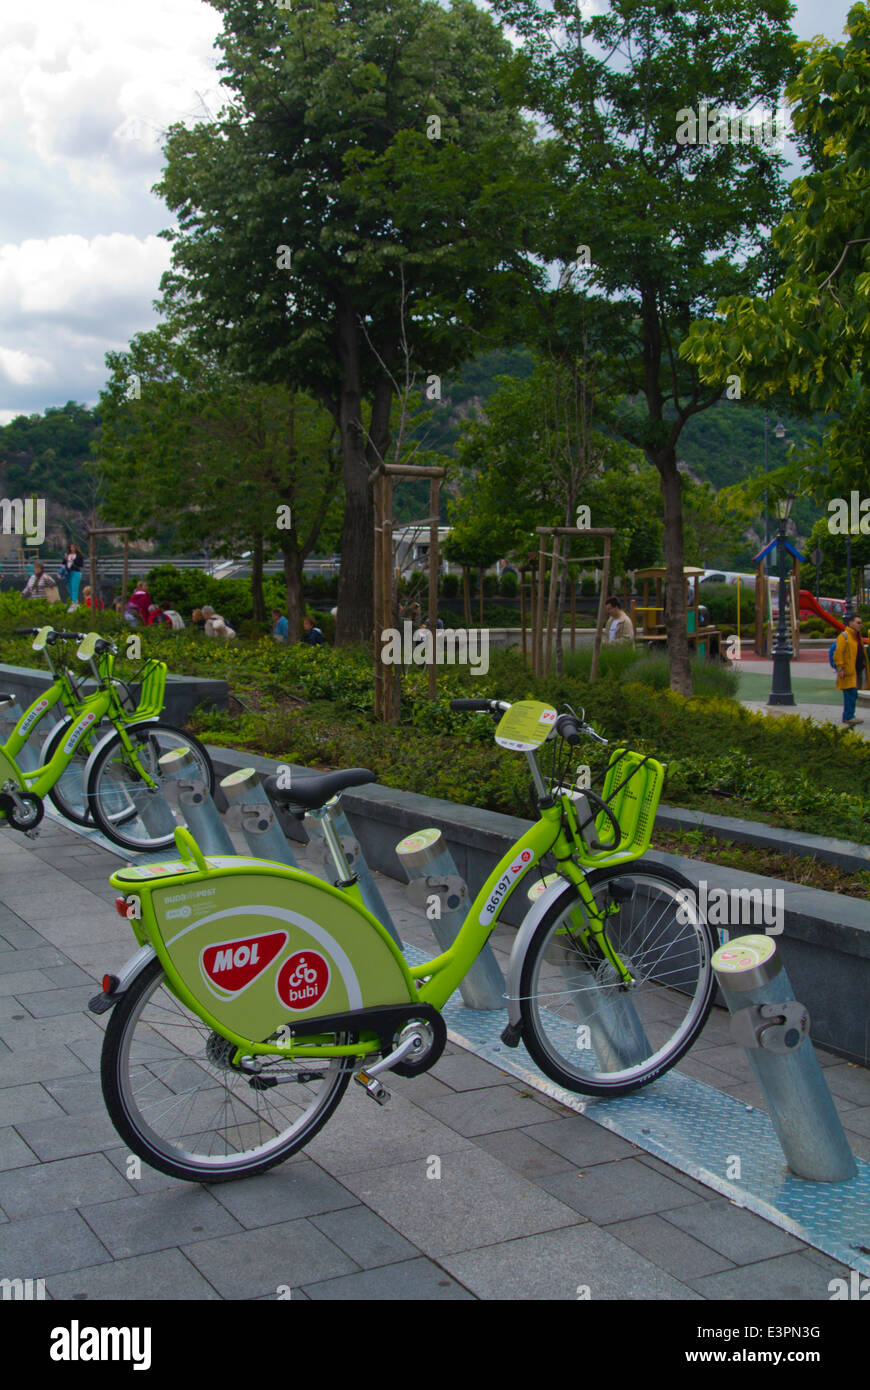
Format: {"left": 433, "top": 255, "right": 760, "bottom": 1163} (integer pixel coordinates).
{"left": 503, "top": 876, "right": 571, "bottom": 1031}
{"left": 88, "top": 944, "right": 156, "bottom": 1013}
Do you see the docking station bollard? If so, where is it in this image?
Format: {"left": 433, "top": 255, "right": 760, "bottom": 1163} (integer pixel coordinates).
{"left": 712, "top": 934, "right": 856, "bottom": 1182}
{"left": 158, "top": 748, "right": 235, "bottom": 856}
{"left": 220, "top": 767, "right": 298, "bottom": 867}
{"left": 307, "top": 798, "right": 401, "bottom": 947}
{"left": 397, "top": 828, "right": 504, "bottom": 1010}
{"left": 526, "top": 875, "right": 652, "bottom": 1071}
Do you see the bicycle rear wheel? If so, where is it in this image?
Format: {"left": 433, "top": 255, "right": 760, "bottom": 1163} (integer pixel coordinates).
{"left": 519, "top": 863, "right": 715, "bottom": 1096}
{"left": 86, "top": 723, "right": 214, "bottom": 852}
{"left": 101, "top": 957, "right": 354, "bottom": 1181}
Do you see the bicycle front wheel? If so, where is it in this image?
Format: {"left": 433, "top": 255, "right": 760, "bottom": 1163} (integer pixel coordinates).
{"left": 519, "top": 863, "right": 715, "bottom": 1097}
{"left": 101, "top": 957, "right": 354, "bottom": 1182}
{"left": 86, "top": 722, "right": 215, "bottom": 852}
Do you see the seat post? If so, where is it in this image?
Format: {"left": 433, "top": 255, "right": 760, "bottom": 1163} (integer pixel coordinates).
{"left": 319, "top": 808, "right": 356, "bottom": 886}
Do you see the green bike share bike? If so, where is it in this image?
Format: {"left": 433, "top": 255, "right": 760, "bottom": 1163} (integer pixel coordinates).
{"left": 0, "top": 626, "right": 213, "bottom": 848}
{"left": 92, "top": 697, "right": 715, "bottom": 1182}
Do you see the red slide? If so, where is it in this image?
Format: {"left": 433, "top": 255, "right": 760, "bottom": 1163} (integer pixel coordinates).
{"left": 799, "top": 590, "right": 868, "bottom": 647}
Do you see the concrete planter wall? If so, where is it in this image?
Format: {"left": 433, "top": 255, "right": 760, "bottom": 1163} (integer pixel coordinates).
{"left": 0, "top": 662, "right": 228, "bottom": 729}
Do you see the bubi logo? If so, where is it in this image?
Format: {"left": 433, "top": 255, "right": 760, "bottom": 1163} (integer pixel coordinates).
{"left": 200, "top": 931, "right": 287, "bottom": 996}
{"left": 276, "top": 951, "right": 330, "bottom": 1011}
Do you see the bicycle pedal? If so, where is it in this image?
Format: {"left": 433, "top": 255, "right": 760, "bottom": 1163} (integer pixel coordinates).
{"left": 248, "top": 1074, "right": 279, "bottom": 1091}
{"left": 354, "top": 1069, "right": 390, "bottom": 1105}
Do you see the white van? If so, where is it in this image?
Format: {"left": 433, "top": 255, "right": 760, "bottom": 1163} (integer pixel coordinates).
{"left": 699, "top": 570, "right": 758, "bottom": 589}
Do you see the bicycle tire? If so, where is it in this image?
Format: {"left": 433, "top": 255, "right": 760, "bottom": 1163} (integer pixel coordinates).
{"left": 101, "top": 956, "right": 354, "bottom": 1182}
{"left": 518, "top": 862, "right": 715, "bottom": 1097}
{"left": 86, "top": 722, "right": 215, "bottom": 852}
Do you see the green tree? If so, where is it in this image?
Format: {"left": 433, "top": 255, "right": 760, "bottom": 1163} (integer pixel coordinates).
{"left": 96, "top": 326, "right": 343, "bottom": 633}
{"left": 155, "top": 0, "right": 544, "bottom": 646}
{"left": 491, "top": 0, "right": 799, "bottom": 691}
{"left": 682, "top": 3, "right": 870, "bottom": 496}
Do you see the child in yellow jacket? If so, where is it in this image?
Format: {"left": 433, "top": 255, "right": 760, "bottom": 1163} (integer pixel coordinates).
{"left": 834, "top": 615, "right": 867, "bottom": 725}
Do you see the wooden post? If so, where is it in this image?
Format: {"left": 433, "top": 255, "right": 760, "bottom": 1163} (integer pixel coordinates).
{"left": 373, "top": 474, "right": 384, "bottom": 720}
{"left": 428, "top": 478, "right": 439, "bottom": 701}
{"left": 88, "top": 531, "right": 97, "bottom": 605}
{"left": 590, "top": 535, "right": 610, "bottom": 681}
{"left": 569, "top": 564, "right": 577, "bottom": 654}
{"left": 520, "top": 566, "right": 527, "bottom": 666}
{"left": 383, "top": 474, "right": 398, "bottom": 721}
{"left": 535, "top": 532, "right": 547, "bottom": 678}
{"left": 122, "top": 533, "right": 129, "bottom": 608}
{"left": 544, "top": 533, "right": 560, "bottom": 674}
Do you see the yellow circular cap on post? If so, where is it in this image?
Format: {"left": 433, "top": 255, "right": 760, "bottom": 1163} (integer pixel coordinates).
{"left": 159, "top": 747, "right": 193, "bottom": 768}
{"left": 712, "top": 934, "right": 781, "bottom": 991}
{"left": 396, "top": 826, "right": 442, "bottom": 869}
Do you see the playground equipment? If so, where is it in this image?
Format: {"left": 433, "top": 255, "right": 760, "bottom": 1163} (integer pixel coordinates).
{"left": 631, "top": 566, "right": 722, "bottom": 659}
{"left": 754, "top": 540, "right": 803, "bottom": 659}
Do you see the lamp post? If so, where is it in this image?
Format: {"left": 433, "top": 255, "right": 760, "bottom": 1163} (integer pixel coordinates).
{"left": 844, "top": 535, "right": 854, "bottom": 621}
{"left": 768, "top": 491, "right": 796, "bottom": 707}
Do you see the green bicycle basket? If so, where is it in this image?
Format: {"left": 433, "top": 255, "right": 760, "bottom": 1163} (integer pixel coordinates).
{"left": 593, "top": 748, "right": 665, "bottom": 859}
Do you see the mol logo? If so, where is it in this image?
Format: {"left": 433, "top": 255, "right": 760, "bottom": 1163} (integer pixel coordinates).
{"left": 200, "top": 931, "right": 287, "bottom": 997}
{"left": 276, "top": 951, "right": 330, "bottom": 1011}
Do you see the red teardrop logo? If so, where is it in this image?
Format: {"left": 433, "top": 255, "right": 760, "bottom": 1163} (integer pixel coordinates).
{"left": 201, "top": 931, "right": 287, "bottom": 995}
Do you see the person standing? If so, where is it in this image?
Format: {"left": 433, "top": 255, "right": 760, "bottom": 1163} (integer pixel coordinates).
{"left": 22, "top": 563, "right": 56, "bottom": 600}
{"left": 61, "top": 542, "right": 84, "bottom": 603}
{"left": 604, "top": 596, "right": 635, "bottom": 645}
{"left": 834, "top": 614, "right": 867, "bottom": 726}
{"left": 272, "top": 609, "right": 289, "bottom": 643}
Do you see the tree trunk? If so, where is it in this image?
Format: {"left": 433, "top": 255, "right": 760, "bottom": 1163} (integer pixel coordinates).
{"left": 282, "top": 546, "right": 305, "bottom": 641}
{"left": 479, "top": 568, "right": 484, "bottom": 625}
{"left": 250, "top": 530, "right": 266, "bottom": 623}
{"left": 334, "top": 298, "right": 374, "bottom": 648}
{"left": 463, "top": 566, "right": 471, "bottom": 625}
{"left": 657, "top": 457, "right": 692, "bottom": 695}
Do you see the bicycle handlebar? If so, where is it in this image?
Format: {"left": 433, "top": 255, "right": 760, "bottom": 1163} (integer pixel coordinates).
{"left": 449, "top": 698, "right": 507, "bottom": 713}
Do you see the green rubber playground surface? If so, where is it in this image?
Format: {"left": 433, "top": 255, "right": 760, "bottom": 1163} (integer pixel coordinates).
{"left": 737, "top": 671, "right": 842, "bottom": 704}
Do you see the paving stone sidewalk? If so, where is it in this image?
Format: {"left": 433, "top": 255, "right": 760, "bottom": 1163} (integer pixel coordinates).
{"left": 0, "top": 815, "right": 867, "bottom": 1301}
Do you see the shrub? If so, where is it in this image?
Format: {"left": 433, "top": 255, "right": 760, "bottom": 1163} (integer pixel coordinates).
{"left": 483, "top": 573, "right": 499, "bottom": 597}
{"left": 441, "top": 573, "right": 460, "bottom": 598}
{"left": 580, "top": 577, "right": 596, "bottom": 596}
{"left": 499, "top": 570, "right": 518, "bottom": 597}
{"left": 698, "top": 583, "right": 755, "bottom": 625}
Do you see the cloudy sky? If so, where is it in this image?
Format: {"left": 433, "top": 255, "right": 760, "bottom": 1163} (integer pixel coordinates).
{"left": 0, "top": 0, "right": 854, "bottom": 425}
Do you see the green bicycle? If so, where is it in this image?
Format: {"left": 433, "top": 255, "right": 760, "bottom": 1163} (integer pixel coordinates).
{"left": 0, "top": 628, "right": 213, "bottom": 848}
{"left": 92, "top": 697, "right": 715, "bottom": 1182}
{"left": 3, "top": 626, "right": 171, "bottom": 828}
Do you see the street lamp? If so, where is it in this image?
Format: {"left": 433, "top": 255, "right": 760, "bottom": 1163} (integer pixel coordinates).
{"left": 768, "top": 491, "right": 796, "bottom": 707}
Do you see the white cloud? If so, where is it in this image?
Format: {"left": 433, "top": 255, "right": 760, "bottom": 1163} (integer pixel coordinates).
{"left": 0, "top": 234, "right": 171, "bottom": 417}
